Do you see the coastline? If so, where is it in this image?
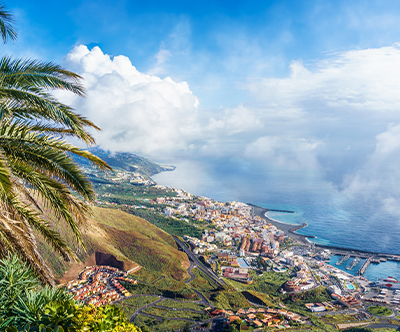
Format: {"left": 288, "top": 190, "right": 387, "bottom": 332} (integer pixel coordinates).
{"left": 250, "top": 203, "right": 400, "bottom": 260}
{"left": 250, "top": 203, "right": 315, "bottom": 244}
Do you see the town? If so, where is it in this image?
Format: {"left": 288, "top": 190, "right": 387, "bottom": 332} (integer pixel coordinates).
{"left": 66, "top": 164, "right": 400, "bottom": 331}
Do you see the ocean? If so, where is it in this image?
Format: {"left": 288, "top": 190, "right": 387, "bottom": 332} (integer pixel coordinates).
{"left": 153, "top": 158, "right": 400, "bottom": 281}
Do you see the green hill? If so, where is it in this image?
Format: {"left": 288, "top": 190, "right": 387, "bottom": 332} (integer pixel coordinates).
{"left": 37, "top": 206, "right": 190, "bottom": 283}
{"left": 75, "top": 147, "right": 174, "bottom": 178}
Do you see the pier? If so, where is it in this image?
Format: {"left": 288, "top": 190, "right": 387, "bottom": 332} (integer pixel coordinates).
{"left": 358, "top": 256, "right": 374, "bottom": 275}
{"left": 336, "top": 255, "right": 350, "bottom": 266}
{"left": 346, "top": 257, "right": 360, "bottom": 270}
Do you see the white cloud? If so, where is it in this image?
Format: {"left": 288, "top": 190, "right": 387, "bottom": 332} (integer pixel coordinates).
{"left": 63, "top": 45, "right": 200, "bottom": 155}
{"left": 342, "top": 123, "right": 400, "bottom": 217}
{"left": 61, "top": 43, "right": 400, "bottom": 203}
{"left": 244, "top": 136, "right": 322, "bottom": 169}
{"left": 147, "top": 47, "right": 172, "bottom": 76}
{"left": 206, "top": 105, "right": 262, "bottom": 135}
{"left": 247, "top": 43, "right": 400, "bottom": 114}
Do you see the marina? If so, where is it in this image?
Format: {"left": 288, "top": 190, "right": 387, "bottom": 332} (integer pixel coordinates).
{"left": 346, "top": 257, "right": 360, "bottom": 270}
{"left": 358, "top": 256, "right": 373, "bottom": 275}
{"left": 336, "top": 255, "right": 350, "bottom": 266}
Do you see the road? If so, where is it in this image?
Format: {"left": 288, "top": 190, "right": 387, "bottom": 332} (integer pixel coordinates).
{"left": 173, "top": 235, "right": 225, "bottom": 287}
{"left": 185, "top": 263, "right": 196, "bottom": 284}
{"left": 368, "top": 323, "right": 400, "bottom": 330}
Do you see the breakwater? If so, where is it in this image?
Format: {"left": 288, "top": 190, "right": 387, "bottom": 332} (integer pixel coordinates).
{"left": 358, "top": 256, "right": 373, "bottom": 275}
{"left": 250, "top": 204, "right": 400, "bottom": 261}
{"left": 250, "top": 204, "right": 316, "bottom": 242}
{"left": 248, "top": 203, "right": 295, "bottom": 213}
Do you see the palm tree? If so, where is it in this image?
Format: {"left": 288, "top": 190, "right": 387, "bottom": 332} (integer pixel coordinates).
{"left": 0, "top": 3, "right": 111, "bottom": 285}
{"left": 0, "top": 2, "right": 16, "bottom": 43}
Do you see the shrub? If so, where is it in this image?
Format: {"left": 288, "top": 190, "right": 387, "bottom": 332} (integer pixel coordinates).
{"left": 0, "top": 255, "right": 141, "bottom": 331}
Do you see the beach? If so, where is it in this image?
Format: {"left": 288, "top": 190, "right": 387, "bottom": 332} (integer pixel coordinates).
{"left": 249, "top": 203, "right": 314, "bottom": 244}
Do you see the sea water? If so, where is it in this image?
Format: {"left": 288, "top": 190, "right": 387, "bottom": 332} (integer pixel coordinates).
{"left": 153, "top": 158, "right": 400, "bottom": 280}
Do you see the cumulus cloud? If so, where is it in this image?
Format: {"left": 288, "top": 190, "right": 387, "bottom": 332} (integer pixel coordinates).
{"left": 247, "top": 44, "right": 400, "bottom": 114}
{"left": 63, "top": 45, "right": 200, "bottom": 155}
{"left": 61, "top": 45, "right": 267, "bottom": 157}
{"left": 60, "top": 43, "right": 400, "bottom": 202}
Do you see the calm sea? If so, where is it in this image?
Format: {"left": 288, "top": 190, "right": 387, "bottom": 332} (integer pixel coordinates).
{"left": 153, "top": 158, "right": 400, "bottom": 281}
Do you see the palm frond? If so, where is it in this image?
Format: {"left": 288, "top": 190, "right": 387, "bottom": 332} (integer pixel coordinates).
{"left": 0, "top": 2, "right": 16, "bottom": 43}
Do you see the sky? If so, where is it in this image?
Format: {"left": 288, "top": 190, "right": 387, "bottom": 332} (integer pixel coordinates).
{"left": 7, "top": 0, "right": 400, "bottom": 220}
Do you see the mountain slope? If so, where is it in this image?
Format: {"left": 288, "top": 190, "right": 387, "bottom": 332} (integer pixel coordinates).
{"left": 74, "top": 147, "right": 174, "bottom": 178}
{"left": 37, "top": 206, "right": 189, "bottom": 283}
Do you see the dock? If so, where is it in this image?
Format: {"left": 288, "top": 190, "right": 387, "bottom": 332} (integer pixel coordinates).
{"left": 346, "top": 257, "right": 360, "bottom": 270}
{"left": 358, "top": 256, "right": 374, "bottom": 275}
{"left": 336, "top": 255, "right": 350, "bottom": 266}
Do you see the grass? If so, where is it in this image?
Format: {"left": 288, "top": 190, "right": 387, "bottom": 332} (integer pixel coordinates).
{"left": 158, "top": 299, "right": 206, "bottom": 311}
{"left": 134, "top": 314, "right": 189, "bottom": 332}
{"left": 115, "top": 295, "right": 161, "bottom": 319}
{"left": 189, "top": 268, "right": 219, "bottom": 292}
{"left": 123, "top": 207, "right": 203, "bottom": 238}
{"left": 211, "top": 287, "right": 251, "bottom": 310}
{"left": 242, "top": 290, "right": 276, "bottom": 307}
{"left": 143, "top": 306, "right": 209, "bottom": 320}
{"left": 121, "top": 269, "right": 199, "bottom": 301}
{"left": 282, "top": 286, "right": 332, "bottom": 310}
{"left": 119, "top": 295, "right": 160, "bottom": 307}
{"left": 367, "top": 305, "right": 392, "bottom": 316}
{"left": 41, "top": 206, "right": 191, "bottom": 282}
{"left": 320, "top": 314, "right": 357, "bottom": 324}
{"left": 225, "top": 271, "right": 291, "bottom": 296}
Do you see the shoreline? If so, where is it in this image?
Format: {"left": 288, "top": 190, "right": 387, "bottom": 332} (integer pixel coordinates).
{"left": 250, "top": 204, "right": 315, "bottom": 244}
{"left": 250, "top": 204, "right": 400, "bottom": 260}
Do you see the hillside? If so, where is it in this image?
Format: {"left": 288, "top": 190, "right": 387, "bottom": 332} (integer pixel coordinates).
{"left": 74, "top": 147, "right": 174, "bottom": 178}
{"left": 37, "top": 206, "right": 190, "bottom": 283}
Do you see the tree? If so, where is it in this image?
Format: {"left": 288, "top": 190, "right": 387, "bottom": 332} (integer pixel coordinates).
{"left": 0, "top": 2, "right": 110, "bottom": 284}
{"left": 0, "top": 2, "right": 16, "bottom": 43}
{"left": 183, "top": 323, "right": 191, "bottom": 332}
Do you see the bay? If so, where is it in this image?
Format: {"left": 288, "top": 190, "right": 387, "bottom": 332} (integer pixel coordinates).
{"left": 153, "top": 158, "right": 400, "bottom": 280}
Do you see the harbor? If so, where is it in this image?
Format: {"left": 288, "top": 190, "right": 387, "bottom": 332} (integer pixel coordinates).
{"left": 250, "top": 204, "right": 400, "bottom": 281}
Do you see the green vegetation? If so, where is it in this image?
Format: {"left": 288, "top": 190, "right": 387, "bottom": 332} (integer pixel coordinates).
{"left": 367, "top": 305, "right": 392, "bottom": 316}
{"left": 320, "top": 314, "right": 357, "bottom": 324}
{"left": 0, "top": 255, "right": 139, "bottom": 331}
{"left": 342, "top": 328, "right": 377, "bottom": 332}
{"left": 225, "top": 320, "right": 256, "bottom": 332}
{"left": 121, "top": 268, "right": 198, "bottom": 301}
{"left": 0, "top": 3, "right": 111, "bottom": 285}
{"left": 79, "top": 147, "right": 169, "bottom": 178}
{"left": 188, "top": 268, "right": 219, "bottom": 293}
{"left": 211, "top": 286, "right": 251, "bottom": 310}
{"left": 38, "top": 206, "right": 190, "bottom": 281}
{"left": 224, "top": 270, "right": 291, "bottom": 297}
{"left": 134, "top": 314, "right": 189, "bottom": 332}
{"left": 242, "top": 290, "right": 276, "bottom": 307}
{"left": 123, "top": 207, "right": 203, "bottom": 238}
{"left": 93, "top": 181, "right": 177, "bottom": 200}
{"left": 116, "top": 296, "right": 161, "bottom": 318}
{"left": 282, "top": 286, "right": 332, "bottom": 310}
{"left": 158, "top": 299, "right": 206, "bottom": 311}
{"left": 143, "top": 306, "right": 208, "bottom": 320}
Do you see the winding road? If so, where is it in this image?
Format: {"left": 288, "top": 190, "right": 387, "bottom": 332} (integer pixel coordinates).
{"left": 173, "top": 235, "right": 225, "bottom": 287}
{"left": 185, "top": 263, "right": 196, "bottom": 284}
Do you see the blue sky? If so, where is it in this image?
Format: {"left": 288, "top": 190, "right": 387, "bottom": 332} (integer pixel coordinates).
{"left": 7, "top": 0, "right": 400, "bottom": 221}
{"left": 9, "top": 0, "right": 400, "bottom": 107}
